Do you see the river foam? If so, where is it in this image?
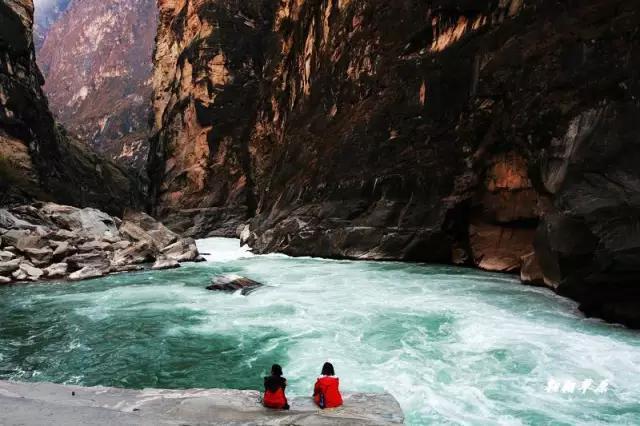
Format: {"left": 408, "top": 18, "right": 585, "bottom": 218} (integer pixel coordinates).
{"left": 0, "top": 238, "right": 639, "bottom": 425}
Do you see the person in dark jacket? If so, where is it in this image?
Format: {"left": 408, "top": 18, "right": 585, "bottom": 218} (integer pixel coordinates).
{"left": 313, "top": 362, "right": 343, "bottom": 409}
{"left": 263, "top": 364, "right": 289, "bottom": 409}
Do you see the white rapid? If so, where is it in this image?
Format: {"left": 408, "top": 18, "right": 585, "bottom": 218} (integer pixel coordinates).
{"left": 0, "top": 238, "right": 639, "bottom": 425}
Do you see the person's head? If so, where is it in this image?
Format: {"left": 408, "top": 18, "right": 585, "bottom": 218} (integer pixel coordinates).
{"left": 271, "top": 364, "right": 283, "bottom": 377}
{"left": 321, "top": 362, "right": 335, "bottom": 376}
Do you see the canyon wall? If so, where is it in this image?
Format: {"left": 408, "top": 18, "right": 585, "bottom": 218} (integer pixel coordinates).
{"left": 150, "top": 0, "right": 640, "bottom": 326}
{"left": 0, "top": 0, "right": 142, "bottom": 215}
{"left": 149, "top": 0, "right": 274, "bottom": 235}
{"left": 36, "top": 0, "right": 157, "bottom": 169}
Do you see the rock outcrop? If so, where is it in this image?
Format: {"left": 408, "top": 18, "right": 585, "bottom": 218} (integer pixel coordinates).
{"left": 148, "top": 0, "right": 272, "bottom": 237}
{"left": 206, "top": 274, "right": 264, "bottom": 295}
{"left": 0, "top": 202, "right": 201, "bottom": 284}
{"left": 0, "top": 0, "right": 143, "bottom": 213}
{"left": 0, "top": 380, "right": 404, "bottom": 425}
{"left": 36, "top": 0, "right": 157, "bottom": 169}
{"left": 150, "top": 0, "right": 640, "bottom": 327}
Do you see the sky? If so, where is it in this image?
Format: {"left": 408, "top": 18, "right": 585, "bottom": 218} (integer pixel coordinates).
{"left": 33, "top": 0, "right": 70, "bottom": 16}
{"left": 34, "top": 0, "right": 58, "bottom": 8}
{"left": 33, "top": 0, "right": 71, "bottom": 28}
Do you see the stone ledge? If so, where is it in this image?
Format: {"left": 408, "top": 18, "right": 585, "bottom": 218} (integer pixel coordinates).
{"left": 0, "top": 380, "right": 404, "bottom": 425}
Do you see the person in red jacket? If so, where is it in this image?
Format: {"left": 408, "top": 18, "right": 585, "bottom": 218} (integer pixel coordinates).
{"left": 313, "top": 362, "right": 343, "bottom": 409}
{"left": 263, "top": 364, "right": 289, "bottom": 410}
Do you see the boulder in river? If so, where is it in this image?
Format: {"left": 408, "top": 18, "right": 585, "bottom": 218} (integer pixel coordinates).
{"left": 19, "top": 263, "right": 44, "bottom": 281}
{"left": 12, "top": 269, "right": 28, "bottom": 281}
{"left": 520, "top": 252, "right": 545, "bottom": 287}
{"left": 0, "top": 250, "right": 15, "bottom": 261}
{"left": 161, "top": 238, "right": 199, "bottom": 262}
{"left": 110, "top": 264, "right": 145, "bottom": 273}
{"left": 112, "top": 241, "right": 156, "bottom": 266}
{"left": 152, "top": 257, "right": 180, "bottom": 270}
{"left": 69, "top": 267, "right": 105, "bottom": 281}
{"left": 206, "top": 274, "right": 264, "bottom": 295}
{"left": 0, "top": 259, "right": 21, "bottom": 274}
{"left": 45, "top": 263, "right": 68, "bottom": 279}
{"left": 0, "top": 276, "right": 11, "bottom": 284}
{"left": 64, "top": 252, "right": 110, "bottom": 271}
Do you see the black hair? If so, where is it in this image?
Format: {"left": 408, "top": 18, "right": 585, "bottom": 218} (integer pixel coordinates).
{"left": 271, "top": 364, "right": 283, "bottom": 376}
{"left": 321, "top": 362, "right": 335, "bottom": 376}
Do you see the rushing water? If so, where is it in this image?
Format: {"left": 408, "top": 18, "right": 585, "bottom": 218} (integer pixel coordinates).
{"left": 0, "top": 238, "right": 639, "bottom": 425}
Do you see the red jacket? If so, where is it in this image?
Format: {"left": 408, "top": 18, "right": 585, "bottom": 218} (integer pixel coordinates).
{"left": 264, "top": 387, "right": 287, "bottom": 409}
{"left": 263, "top": 376, "right": 287, "bottom": 409}
{"left": 313, "top": 376, "right": 343, "bottom": 408}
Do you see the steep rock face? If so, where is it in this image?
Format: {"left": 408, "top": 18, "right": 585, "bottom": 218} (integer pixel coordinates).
{"left": 151, "top": 0, "right": 640, "bottom": 326}
{"left": 149, "top": 0, "right": 274, "bottom": 236}
{"left": 36, "top": 0, "right": 157, "bottom": 169}
{"left": 0, "top": 0, "right": 142, "bottom": 215}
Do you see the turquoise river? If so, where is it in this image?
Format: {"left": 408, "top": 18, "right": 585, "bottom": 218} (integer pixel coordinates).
{"left": 0, "top": 238, "right": 639, "bottom": 425}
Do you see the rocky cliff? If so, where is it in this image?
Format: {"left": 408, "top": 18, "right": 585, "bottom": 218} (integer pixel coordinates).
{"left": 150, "top": 0, "right": 640, "bottom": 327}
{"left": 149, "top": 0, "right": 274, "bottom": 236}
{"left": 36, "top": 0, "right": 157, "bottom": 169}
{"left": 0, "top": 0, "right": 142, "bottom": 214}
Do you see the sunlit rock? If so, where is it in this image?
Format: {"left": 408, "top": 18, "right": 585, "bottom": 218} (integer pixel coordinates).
{"left": 68, "top": 266, "right": 104, "bottom": 281}
{"left": 152, "top": 257, "right": 180, "bottom": 270}
{"left": 0, "top": 250, "right": 16, "bottom": 261}
{"left": 44, "top": 262, "right": 68, "bottom": 279}
{"left": 112, "top": 241, "right": 156, "bottom": 266}
{"left": 0, "top": 259, "right": 21, "bottom": 274}
{"left": 18, "top": 263, "right": 43, "bottom": 281}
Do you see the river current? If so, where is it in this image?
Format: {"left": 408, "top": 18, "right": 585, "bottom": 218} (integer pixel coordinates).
{"left": 0, "top": 238, "right": 639, "bottom": 425}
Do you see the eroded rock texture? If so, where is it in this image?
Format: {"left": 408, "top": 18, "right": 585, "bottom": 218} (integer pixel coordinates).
{"left": 36, "top": 0, "right": 157, "bottom": 169}
{"left": 151, "top": 0, "right": 640, "bottom": 326}
{"left": 149, "top": 0, "right": 274, "bottom": 236}
{"left": 0, "top": 0, "right": 142, "bottom": 214}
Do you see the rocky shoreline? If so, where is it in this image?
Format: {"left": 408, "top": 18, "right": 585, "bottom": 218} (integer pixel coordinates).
{"left": 0, "top": 203, "right": 203, "bottom": 284}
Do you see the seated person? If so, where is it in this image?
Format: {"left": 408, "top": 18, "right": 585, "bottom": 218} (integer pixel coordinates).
{"left": 313, "top": 362, "right": 343, "bottom": 409}
{"left": 263, "top": 364, "right": 289, "bottom": 410}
